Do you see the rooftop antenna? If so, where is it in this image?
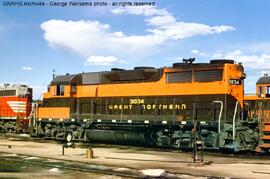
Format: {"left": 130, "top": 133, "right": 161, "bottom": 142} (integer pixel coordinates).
{"left": 53, "top": 69, "right": 56, "bottom": 79}
{"left": 183, "top": 58, "right": 195, "bottom": 64}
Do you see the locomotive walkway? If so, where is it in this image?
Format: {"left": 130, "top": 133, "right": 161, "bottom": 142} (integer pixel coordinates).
{"left": 0, "top": 136, "right": 270, "bottom": 178}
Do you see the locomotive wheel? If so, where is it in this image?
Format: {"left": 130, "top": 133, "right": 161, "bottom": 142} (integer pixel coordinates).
{"left": 66, "top": 133, "right": 73, "bottom": 142}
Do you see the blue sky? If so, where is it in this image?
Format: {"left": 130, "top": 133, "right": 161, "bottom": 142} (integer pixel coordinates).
{"left": 1, "top": 0, "right": 270, "bottom": 99}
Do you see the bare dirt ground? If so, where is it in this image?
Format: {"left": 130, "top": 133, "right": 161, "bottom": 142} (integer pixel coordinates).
{"left": 1, "top": 136, "right": 270, "bottom": 178}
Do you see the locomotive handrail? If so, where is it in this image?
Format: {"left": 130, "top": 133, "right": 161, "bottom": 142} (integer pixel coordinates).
{"left": 213, "top": 101, "right": 223, "bottom": 134}
{"left": 232, "top": 101, "right": 240, "bottom": 140}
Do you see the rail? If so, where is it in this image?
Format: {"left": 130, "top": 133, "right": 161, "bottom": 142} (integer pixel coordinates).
{"left": 0, "top": 154, "right": 140, "bottom": 178}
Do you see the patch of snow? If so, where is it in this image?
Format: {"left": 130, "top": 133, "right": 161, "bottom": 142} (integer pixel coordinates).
{"left": 140, "top": 169, "right": 167, "bottom": 177}
{"left": 49, "top": 168, "right": 62, "bottom": 174}
{"left": 24, "top": 156, "right": 39, "bottom": 160}
{"left": 114, "top": 167, "right": 130, "bottom": 172}
{"left": 19, "top": 134, "right": 30, "bottom": 137}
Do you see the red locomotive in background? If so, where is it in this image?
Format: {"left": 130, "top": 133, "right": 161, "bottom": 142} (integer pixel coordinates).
{"left": 0, "top": 84, "right": 32, "bottom": 133}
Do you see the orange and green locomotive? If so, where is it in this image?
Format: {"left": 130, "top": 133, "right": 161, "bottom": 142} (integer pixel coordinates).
{"left": 32, "top": 59, "right": 259, "bottom": 151}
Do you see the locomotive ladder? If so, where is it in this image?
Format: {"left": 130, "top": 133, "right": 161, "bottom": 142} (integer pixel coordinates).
{"left": 192, "top": 102, "right": 203, "bottom": 163}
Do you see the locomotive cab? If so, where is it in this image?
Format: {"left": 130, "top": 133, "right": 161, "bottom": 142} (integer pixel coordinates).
{"left": 38, "top": 74, "right": 78, "bottom": 120}
{"left": 256, "top": 74, "right": 270, "bottom": 98}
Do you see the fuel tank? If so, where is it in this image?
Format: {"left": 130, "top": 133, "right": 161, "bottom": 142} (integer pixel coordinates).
{"left": 85, "top": 129, "right": 150, "bottom": 145}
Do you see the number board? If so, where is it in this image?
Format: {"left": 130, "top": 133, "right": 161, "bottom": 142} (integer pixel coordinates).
{"left": 229, "top": 79, "right": 241, "bottom": 85}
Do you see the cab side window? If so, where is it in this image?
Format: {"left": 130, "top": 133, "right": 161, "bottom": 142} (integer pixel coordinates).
{"left": 266, "top": 86, "right": 270, "bottom": 97}
{"left": 258, "top": 86, "right": 264, "bottom": 97}
{"left": 56, "top": 85, "right": 64, "bottom": 96}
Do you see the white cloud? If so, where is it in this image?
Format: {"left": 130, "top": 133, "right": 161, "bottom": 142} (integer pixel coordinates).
{"left": 146, "top": 15, "right": 176, "bottom": 26}
{"left": 149, "top": 22, "right": 234, "bottom": 40}
{"left": 244, "top": 42, "right": 270, "bottom": 54}
{"left": 211, "top": 25, "right": 235, "bottom": 34}
{"left": 190, "top": 49, "right": 208, "bottom": 57}
{"left": 84, "top": 56, "right": 126, "bottom": 66}
{"left": 112, "top": 6, "right": 235, "bottom": 40}
{"left": 21, "top": 66, "right": 32, "bottom": 71}
{"left": 41, "top": 7, "right": 235, "bottom": 66}
{"left": 190, "top": 49, "right": 200, "bottom": 54}
{"left": 41, "top": 19, "right": 166, "bottom": 60}
{"left": 220, "top": 50, "right": 270, "bottom": 70}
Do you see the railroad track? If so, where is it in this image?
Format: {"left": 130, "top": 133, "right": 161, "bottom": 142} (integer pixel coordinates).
{"left": 0, "top": 152, "right": 141, "bottom": 178}
{"left": 2, "top": 133, "right": 270, "bottom": 178}
{"left": 0, "top": 151, "right": 212, "bottom": 179}
{"left": 1, "top": 132, "right": 270, "bottom": 161}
